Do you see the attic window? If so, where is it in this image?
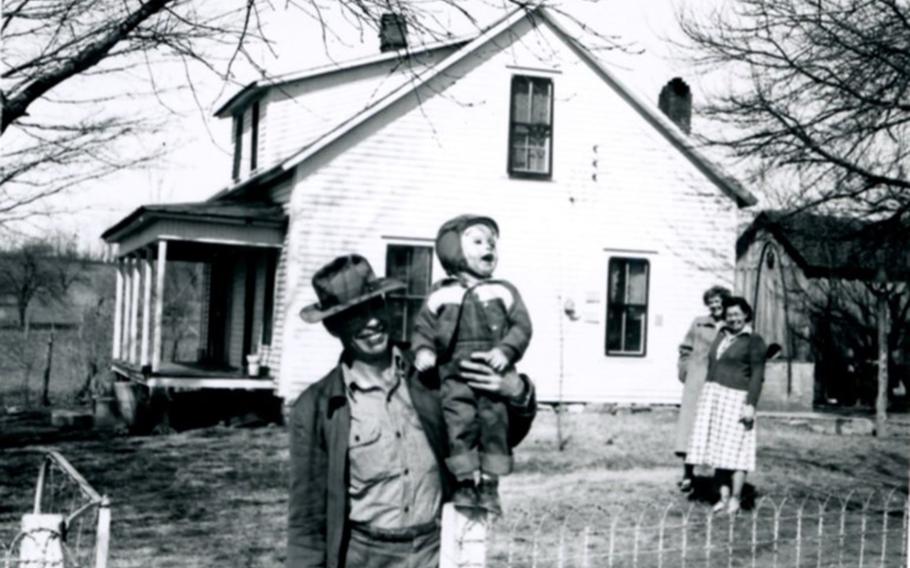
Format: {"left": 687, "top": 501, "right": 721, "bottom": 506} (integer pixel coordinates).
{"left": 232, "top": 112, "right": 243, "bottom": 181}
{"left": 508, "top": 75, "right": 553, "bottom": 179}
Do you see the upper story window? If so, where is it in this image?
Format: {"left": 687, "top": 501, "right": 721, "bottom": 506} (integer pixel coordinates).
{"left": 232, "top": 112, "right": 243, "bottom": 181}
{"left": 508, "top": 75, "right": 553, "bottom": 179}
{"left": 385, "top": 244, "right": 433, "bottom": 344}
{"left": 605, "top": 257, "right": 649, "bottom": 356}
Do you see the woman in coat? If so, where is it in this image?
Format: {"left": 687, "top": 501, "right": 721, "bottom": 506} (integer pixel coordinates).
{"left": 675, "top": 285, "right": 731, "bottom": 492}
{"left": 686, "top": 296, "right": 767, "bottom": 515}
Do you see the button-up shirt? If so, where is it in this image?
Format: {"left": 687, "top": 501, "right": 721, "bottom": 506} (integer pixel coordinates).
{"left": 342, "top": 348, "right": 442, "bottom": 529}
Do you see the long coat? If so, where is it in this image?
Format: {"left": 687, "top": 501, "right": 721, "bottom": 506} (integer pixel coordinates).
{"left": 675, "top": 315, "right": 722, "bottom": 455}
{"left": 286, "top": 353, "right": 537, "bottom": 568}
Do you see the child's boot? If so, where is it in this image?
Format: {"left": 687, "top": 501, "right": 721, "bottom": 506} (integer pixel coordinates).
{"left": 478, "top": 475, "right": 502, "bottom": 516}
{"left": 453, "top": 479, "right": 478, "bottom": 511}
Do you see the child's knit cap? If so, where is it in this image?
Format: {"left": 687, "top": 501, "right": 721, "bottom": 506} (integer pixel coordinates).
{"left": 435, "top": 214, "right": 500, "bottom": 276}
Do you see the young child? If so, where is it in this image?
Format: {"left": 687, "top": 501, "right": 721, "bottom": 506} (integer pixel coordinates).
{"left": 411, "top": 214, "right": 532, "bottom": 515}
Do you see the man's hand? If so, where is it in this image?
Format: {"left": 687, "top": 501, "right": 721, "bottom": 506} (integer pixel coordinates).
{"left": 459, "top": 354, "right": 525, "bottom": 399}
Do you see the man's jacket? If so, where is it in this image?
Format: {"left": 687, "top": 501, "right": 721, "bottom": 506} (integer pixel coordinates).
{"left": 286, "top": 353, "right": 536, "bottom": 568}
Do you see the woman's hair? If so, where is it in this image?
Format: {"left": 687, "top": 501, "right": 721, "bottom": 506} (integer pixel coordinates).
{"left": 722, "top": 296, "right": 754, "bottom": 322}
{"left": 702, "top": 285, "right": 732, "bottom": 306}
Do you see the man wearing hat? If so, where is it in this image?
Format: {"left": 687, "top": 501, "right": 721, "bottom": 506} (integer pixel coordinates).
{"left": 287, "top": 254, "right": 536, "bottom": 568}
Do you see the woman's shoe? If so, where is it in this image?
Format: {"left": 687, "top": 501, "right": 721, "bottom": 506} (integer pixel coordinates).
{"left": 711, "top": 498, "right": 729, "bottom": 514}
{"left": 726, "top": 497, "right": 741, "bottom": 515}
{"left": 678, "top": 478, "right": 693, "bottom": 493}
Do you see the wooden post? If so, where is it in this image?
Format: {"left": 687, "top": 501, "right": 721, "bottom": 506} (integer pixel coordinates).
{"left": 129, "top": 256, "right": 141, "bottom": 364}
{"left": 95, "top": 496, "right": 111, "bottom": 568}
{"left": 152, "top": 241, "right": 168, "bottom": 373}
{"left": 112, "top": 261, "right": 124, "bottom": 360}
{"left": 122, "top": 258, "right": 133, "bottom": 365}
{"left": 141, "top": 252, "right": 153, "bottom": 369}
{"left": 440, "top": 503, "right": 487, "bottom": 568}
{"left": 875, "top": 289, "right": 889, "bottom": 437}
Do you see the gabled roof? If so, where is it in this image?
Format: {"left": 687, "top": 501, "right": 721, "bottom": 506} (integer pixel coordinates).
{"left": 101, "top": 200, "right": 286, "bottom": 243}
{"left": 211, "top": 4, "right": 757, "bottom": 207}
{"left": 736, "top": 210, "right": 910, "bottom": 280}
{"left": 214, "top": 35, "right": 472, "bottom": 118}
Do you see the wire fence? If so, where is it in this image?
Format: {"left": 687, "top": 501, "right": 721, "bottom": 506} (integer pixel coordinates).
{"left": 2, "top": 450, "right": 110, "bottom": 568}
{"left": 483, "top": 489, "right": 908, "bottom": 567}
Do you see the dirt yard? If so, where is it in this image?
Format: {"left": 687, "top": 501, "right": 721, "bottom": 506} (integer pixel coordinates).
{"left": 1, "top": 408, "right": 907, "bottom": 567}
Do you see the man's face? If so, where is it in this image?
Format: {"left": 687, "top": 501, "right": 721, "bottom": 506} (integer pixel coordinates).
{"left": 331, "top": 298, "right": 391, "bottom": 362}
{"left": 460, "top": 223, "right": 498, "bottom": 278}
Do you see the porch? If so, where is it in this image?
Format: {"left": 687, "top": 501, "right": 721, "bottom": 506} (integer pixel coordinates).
{"left": 101, "top": 200, "right": 286, "bottom": 390}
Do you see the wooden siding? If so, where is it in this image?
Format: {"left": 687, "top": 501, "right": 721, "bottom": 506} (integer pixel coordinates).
{"left": 257, "top": 49, "right": 457, "bottom": 174}
{"left": 267, "top": 232, "right": 290, "bottom": 372}
{"left": 273, "top": 17, "right": 742, "bottom": 403}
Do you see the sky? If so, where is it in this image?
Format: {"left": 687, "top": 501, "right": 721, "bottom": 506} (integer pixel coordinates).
{"left": 17, "top": 0, "right": 725, "bottom": 252}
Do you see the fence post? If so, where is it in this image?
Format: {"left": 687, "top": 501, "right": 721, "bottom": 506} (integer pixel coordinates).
{"left": 817, "top": 500, "right": 826, "bottom": 568}
{"left": 705, "top": 511, "right": 713, "bottom": 567}
{"left": 94, "top": 496, "right": 111, "bottom": 568}
{"left": 582, "top": 525, "right": 590, "bottom": 568}
{"left": 795, "top": 501, "right": 804, "bottom": 567}
{"left": 772, "top": 500, "right": 782, "bottom": 568}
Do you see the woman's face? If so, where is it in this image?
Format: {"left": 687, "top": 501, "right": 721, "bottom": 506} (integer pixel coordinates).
{"left": 725, "top": 305, "right": 746, "bottom": 333}
{"left": 706, "top": 295, "right": 724, "bottom": 320}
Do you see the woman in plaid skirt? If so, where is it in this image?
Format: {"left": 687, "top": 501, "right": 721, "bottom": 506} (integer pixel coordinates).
{"left": 686, "top": 296, "right": 766, "bottom": 515}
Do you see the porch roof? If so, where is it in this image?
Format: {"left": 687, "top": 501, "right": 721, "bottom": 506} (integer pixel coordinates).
{"left": 101, "top": 200, "right": 287, "bottom": 257}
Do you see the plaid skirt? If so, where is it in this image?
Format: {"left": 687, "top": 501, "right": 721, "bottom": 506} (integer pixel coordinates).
{"left": 685, "top": 382, "right": 756, "bottom": 471}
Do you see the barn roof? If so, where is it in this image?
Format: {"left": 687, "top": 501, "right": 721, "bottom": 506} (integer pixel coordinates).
{"left": 737, "top": 210, "right": 910, "bottom": 280}
{"left": 209, "top": 4, "right": 758, "bottom": 208}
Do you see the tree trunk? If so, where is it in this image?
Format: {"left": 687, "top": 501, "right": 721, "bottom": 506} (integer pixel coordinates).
{"left": 42, "top": 328, "right": 55, "bottom": 407}
{"left": 875, "top": 294, "right": 889, "bottom": 437}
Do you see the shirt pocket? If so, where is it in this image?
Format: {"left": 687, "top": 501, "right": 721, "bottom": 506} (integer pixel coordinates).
{"left": 348, "top": 419, "right": 390, "bottom": 493}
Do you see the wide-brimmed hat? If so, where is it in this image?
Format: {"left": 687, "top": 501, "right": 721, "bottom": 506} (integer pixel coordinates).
{"left": 299, "top": 254, "right": 405, "bottom": 323}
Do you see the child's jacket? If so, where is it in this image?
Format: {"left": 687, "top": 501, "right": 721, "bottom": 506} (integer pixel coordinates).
{"left": 411, "top": 278, "right": 532, "bottom": 365}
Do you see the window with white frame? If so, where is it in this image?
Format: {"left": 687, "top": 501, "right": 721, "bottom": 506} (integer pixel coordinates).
{"left": 385, "top": 244, "right": 433, "bottom": 344}
{"left": 508, "top": 75, "right": 553, "bottom": 178}
{"left": 605, "top": 257, "right": 649, "bottom": 356}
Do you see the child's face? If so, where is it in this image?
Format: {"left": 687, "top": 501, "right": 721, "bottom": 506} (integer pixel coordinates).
{"left": 460, "top": 223, "right": 498, "bottom": 278}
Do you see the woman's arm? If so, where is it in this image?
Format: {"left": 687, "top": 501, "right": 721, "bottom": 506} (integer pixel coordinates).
{"left": 677, "top": 319, "right": 698, "bottom": 382}
{"left": 745, "top": 334, "right": 768, "bottom": 407}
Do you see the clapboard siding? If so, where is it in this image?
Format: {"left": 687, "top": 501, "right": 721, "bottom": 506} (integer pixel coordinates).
{"left": 272, "top": 17, "right": 741, "bottom": 403}
{"left": 267, "top": 230, "right": 290, "bottom": 372}
{"left": 258, "top": 49, "right": 457, "bottom": 173}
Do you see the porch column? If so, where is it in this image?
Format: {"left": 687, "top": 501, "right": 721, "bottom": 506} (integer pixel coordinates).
{"left": 141, "top": 250, "right": 153, "bottom": 369}
{"left": 112, "top": 260, "right": 124, "bottom": 360}
{"left": 152, "top": 240, "right": 168, "bottom": 373}
{"left": 129, "top": 255, "right": 141, "bottom": 364}
{"left": 122, "top": 257, "right": 133, "bottom": 364}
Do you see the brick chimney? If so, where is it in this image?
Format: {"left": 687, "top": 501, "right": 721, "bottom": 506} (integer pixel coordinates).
{"left": 658, "top": 77, "right": 692, "bottom": 135}
{"left": 379, "top": 13, "right": 408, "bottom": 52}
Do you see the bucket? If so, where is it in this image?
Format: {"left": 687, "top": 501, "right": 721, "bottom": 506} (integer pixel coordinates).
{"left": 113, "top": 381, "right": 139, "bottom": 427}
{"left": 93, "top": 395, "right": 119, "bottom": 429}
{"left": 246, "top": 354, "right": 261, "bottom": 377}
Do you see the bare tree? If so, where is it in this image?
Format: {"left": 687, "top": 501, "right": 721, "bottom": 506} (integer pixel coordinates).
{"left": 677, "top": 0, "right": 910, "bottom": 220}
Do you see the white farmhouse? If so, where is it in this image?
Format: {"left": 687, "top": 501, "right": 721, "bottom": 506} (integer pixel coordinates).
{"left": 102, "top": 5, "right": 756, "bottom": 407}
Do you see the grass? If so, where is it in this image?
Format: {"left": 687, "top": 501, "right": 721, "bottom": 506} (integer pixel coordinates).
{"left": 0, "top": 408, "right": 907, "bottom": 567}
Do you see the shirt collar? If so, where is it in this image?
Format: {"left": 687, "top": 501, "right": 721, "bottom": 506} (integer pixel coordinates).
{"left": 341, "top": 346, "right": 409, "bottom": 399}
{"left": 724, "top": 324, "right": 753, "bottom": 337}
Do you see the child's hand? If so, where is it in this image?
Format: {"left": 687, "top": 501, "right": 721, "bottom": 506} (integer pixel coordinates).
{"left": 414, "top": 348, "right": 437, "bottom": 372}
{"left": 485, "top": 348, "right": 511, "bottom": 373}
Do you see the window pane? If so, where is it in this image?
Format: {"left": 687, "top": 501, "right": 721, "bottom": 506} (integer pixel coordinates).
{"left": 385, "top": 244, "right": 433, "bottom": 344}
{"left": 511, "top": 142, "right": 529, "bottom": 170}
{"left": 627, "top": 261, "right": 648, "bottom": 304}
{"left": 624, "top": 306, "right": 646, "bottom": 353}
{"left": 512, "top": 77, "right": 530, "bottom": 121}
{"left": 608, "top": 260, "right": 626, "bottom": 304}
{"left": 606, "top": 309, "right": 623, "bottom": 352}
{"left": 531, "top": 80, "right": 551, "bottom": 124}
{"left": 409, "top": 248, "right": 432, "bottom": 295}
{"left": 387, "top": 298, "right": 408, "bottom": 343}
{"left": 528, "top": 147, "right": 547, "bottom": 172}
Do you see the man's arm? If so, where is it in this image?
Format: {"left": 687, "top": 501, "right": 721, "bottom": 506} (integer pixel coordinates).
{"left": 287, "top": 394, "right": 328, "bottom": 568}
